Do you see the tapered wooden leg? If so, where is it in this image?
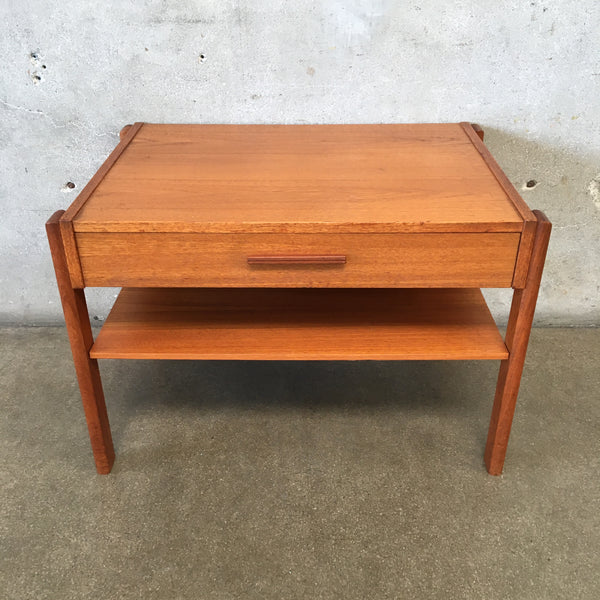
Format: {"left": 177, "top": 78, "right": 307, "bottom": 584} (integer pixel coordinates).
{"left": 46, "top": 211, "right": 115, "bottom": 474}
{"left": 485, "top": 210, "right": 551, "bottom": 475}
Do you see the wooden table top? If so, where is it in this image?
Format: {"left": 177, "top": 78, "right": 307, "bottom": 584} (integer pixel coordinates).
{"left": 66, "top": 122, "right": 533, "bottom": 234}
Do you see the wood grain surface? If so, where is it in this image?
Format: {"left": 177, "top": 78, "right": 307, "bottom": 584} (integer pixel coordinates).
{"left": 75, "top": 231, "right": 520, "bottom": 288}
{"left": 46, "top": 211, "right": 115, "bottom": 473}
{"left": 61, "top": 122, "right": 144, "bottom": 222}
{"left": 90, "top": 288, "right": 508, "bottom": 361}
{"left": 72, "top": 123, "right": 524, "bottom": 234}
{"left": 459, "top": 122, "right": 535, "bottom": 223}
{"left": 485, "top": 210, "right": 552, "bottom": 475}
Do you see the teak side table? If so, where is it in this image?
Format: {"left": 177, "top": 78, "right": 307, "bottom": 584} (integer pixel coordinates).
{"left": 47, "top": 122, "right": 551, "bottom": 475}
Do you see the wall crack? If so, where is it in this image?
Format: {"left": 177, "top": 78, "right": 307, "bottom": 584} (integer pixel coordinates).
{"left": 0, "top": 98, "right": 118, "bottom": 138}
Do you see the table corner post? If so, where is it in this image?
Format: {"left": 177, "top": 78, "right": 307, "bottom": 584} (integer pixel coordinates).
{"left": 46, "top": 211, "right": 115, "bottom": 474}
{"left": 484, "top": 210, "right": 552, "bottom": 475}
{"left": 471, "top": 123, "right": 484, "bottom": 141}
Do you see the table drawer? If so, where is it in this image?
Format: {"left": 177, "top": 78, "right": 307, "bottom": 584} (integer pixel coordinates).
{"left": 76, "top": 232, "right": 520, "bottom": 288}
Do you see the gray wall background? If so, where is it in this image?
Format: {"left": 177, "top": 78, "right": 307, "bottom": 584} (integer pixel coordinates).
{"left": 1, "top": 1, "right": 598, "bottom": 326}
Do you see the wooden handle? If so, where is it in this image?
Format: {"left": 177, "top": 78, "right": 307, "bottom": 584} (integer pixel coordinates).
{"left": 247, "top": 255, "right": 346, "bottom": 265}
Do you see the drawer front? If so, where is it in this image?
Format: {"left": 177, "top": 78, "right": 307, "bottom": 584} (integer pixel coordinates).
{"left": 76, "top": 232, "right": 520, "bottom": 288}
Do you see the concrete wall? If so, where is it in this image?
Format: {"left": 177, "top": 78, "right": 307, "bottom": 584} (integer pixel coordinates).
{"left": 1, "top": 1, "right": 598, "bottom": 325}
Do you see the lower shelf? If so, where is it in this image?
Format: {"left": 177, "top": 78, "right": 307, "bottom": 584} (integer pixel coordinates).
{"left": 90, "top": 288, "right": 508, "bottom": 361}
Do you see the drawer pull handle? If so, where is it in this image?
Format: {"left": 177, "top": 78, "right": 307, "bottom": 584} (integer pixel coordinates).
{"left": 247, "top": 255, "right": 346, "bottom": 265}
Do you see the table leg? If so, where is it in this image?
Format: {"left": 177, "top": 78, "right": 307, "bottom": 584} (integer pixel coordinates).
{"left": 485, "top": 210, "right": 551, "bottom": 475}
{"left": 46, "top": 211, "right": 115, "bottom": 474}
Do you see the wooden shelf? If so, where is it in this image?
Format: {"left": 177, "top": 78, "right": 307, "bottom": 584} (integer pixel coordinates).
{"left": 90, "top": 288, "right": 507, "bottom": 361}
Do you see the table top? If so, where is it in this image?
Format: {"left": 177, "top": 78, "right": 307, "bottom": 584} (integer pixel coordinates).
{"left": 65, "top": 122, "right": 534, "bottom": 234}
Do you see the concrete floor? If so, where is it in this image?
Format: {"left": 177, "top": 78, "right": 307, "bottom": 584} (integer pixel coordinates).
{"left": 1, "top": 327, "right": 598, "bottom": 599}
